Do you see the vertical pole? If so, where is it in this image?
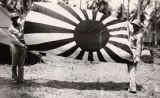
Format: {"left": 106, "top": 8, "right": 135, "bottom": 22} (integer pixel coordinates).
{"left": 80, "top": 0, "right": 82, "bottom": 9}
{"left": 122, "top": 0, "right": 124, "bottom": 20}
{"left": 21, "top": 0, "right": 23, "bottom": 13}
{"left": 127, "top": 0, "right": 130, "bottom": 20}
{"left": 155, "top": 0, "right": 158, "bottom": 46}
{"left": 137, "top": 0, "right": 141, "bottom": 21}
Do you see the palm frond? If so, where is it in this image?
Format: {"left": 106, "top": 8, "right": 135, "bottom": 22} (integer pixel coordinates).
{"left": 148, "top": 3, "right": 160, "bottom": 33}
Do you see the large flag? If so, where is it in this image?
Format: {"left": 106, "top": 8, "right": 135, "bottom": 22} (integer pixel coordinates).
{"left": 24, "top": 2, "right": 134, "bottom": 64}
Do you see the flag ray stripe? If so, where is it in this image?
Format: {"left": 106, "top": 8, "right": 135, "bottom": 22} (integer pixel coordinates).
{"left": 25, "top": 11, "right": 75, "bottom": 31}
{"left": 88, "top": 52, "right": 93, "bottom": 61}
{"left": 103, "top": 46, "right": 132, "bottom": 63}
{"left": 69, "top": 47, "right": 82, "bottom": 58}
{"left": 109, "top": 37, "right": 130, "bottom": 46}
{"left": 24, "top": 33, "right": 74, "bottom": 45}
{"left": 97, "top": 50, "right": 107, "bottom": 62}
{"left": 100, "top": 14, "right": 110, "bottom": 21}
{"left": 96, "top": 12, "right": 103, "bottom": 21}
{"left": 93, "top": 52, "right": 99, "bottom": 62}
{"left": 108, "top": 41, "right": 133, "bottom": 55}
{"left": 58, "top": 45, "right": 79, "bottom": 57}
{"left": 106, "top": 43, "right": 133, "bottom": 62}
{"left": 76, "top": 50, "right": 85, "bottom": 60}
{"left": 107, "top": 21, "right": 127, "bottom": 29}
{"left": 31, "top": 3, "right": 77, "bottom": 26}
{"left": 59, "top": 4, "right": 82, "bottom": 22}
{"left": 71, "top": 7, "right": 86, "bottom": 20}
{"left": 110, "top": 34, "right": 128, "bottom": 39}
{"left": 100, "top": 49, "right": 114, "bottom": 62}
{"left": 28, "top": 38, "right": 74, "bottom": 51}
{"left": 102, "top": 16, "right": 117, "bottom": 24}
{"left": 82, "top": 10, "right": 89, "bottom": 20}
{"left": 104, "top": 19, "right": 125, "bottom": 27}
{"left": 86, "top": 10, "right": 93, "bottom": 20}
{"left": 108, "top": 27, "right": 127, "bottom": 32}
{"left": 109, "top": 30, "right": 128, "bottom": 35}
{"left": 54, "top": 41, "right": 77, "bottom": 55}
{"left": 34, "top": 3, "right": 80, "bottom": 24}
{"left": 82, "top": 51, "right": 89, "bottom": 61}
{"left": 24, "top": 22, "right": 74, "bottom": 33}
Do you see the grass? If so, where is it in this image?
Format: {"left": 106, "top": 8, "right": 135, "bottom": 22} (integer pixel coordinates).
{"left": 0, "top": 49, "right": 160, "bottom": 98}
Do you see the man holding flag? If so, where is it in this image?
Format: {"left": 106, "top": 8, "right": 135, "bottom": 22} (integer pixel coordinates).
{"left": 9, "top": 12, "right": 27, "bottom": 83}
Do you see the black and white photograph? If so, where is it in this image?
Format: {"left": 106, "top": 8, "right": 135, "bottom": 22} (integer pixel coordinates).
{"left": 0, "top": 0, "right": 159, "bottom": 97}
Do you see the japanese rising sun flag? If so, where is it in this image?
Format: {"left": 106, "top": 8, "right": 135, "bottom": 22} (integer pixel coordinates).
{"left": 24, "top": 2, "right": 134, "bottom": 64}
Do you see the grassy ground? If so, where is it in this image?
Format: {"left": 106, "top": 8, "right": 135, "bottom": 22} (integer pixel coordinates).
{"left": 0, "top": 49, "right": 160, "bottom": 98}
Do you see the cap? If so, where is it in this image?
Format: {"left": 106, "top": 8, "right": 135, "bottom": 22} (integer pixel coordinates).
{"left": 131, "top": 19, "right": 142, "bottom": 28}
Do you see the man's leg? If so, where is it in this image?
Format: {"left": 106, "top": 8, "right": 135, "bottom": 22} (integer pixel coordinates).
{"left": 10, "top": 44, "right": 18, "bottom": 80}
{"left": 128, "top": 63, "right": 137, "bottom": 93}
{"left": 17, "top": 49, "right": 26, "bottom": 82}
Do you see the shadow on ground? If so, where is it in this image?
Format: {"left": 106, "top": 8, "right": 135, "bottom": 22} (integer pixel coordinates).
{"left": 0, "top": 77, "right": 37, "bottom": 98}
{"left": 0, "top": 43, "right": 44, "bottom": 65}
{"left": 28, "top": 80, "right": 142, "bottom": 91}
{"left": 0, "top": 90, "right": 37, "bottom": 98}
{"left": 0, "top": 77, "right": 142, "bottom": 91}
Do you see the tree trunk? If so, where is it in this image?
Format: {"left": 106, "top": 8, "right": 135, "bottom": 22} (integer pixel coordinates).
{"left": 154, "top": 31, "right": 158, "bottom": 47}
{"left": 158, "top": 33, "right": 160, "bottom": 49}
{"left": 122, "top": 0, "right": 124, "bottom": 20}
{"left": 127, "top": 0, "right": 130, "bottom": 20}
{"left": 80, "top": 0, "right": 82, "bottom": 9}
{"left": 137, "top": 0, "right": 141, "bottom": 20}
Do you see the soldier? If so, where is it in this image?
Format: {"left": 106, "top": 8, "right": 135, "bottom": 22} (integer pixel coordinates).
{"left": 130, "top": 19, "right": 143, "bottom": 64}
{"left": 9, "top": 12, "right": 27, "bottom": 83}
{"left": 128, "top": 19, "right": 143, "bottom": 93}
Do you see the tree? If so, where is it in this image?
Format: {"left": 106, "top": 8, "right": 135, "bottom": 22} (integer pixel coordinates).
{"left": 22, "top": 0, "right": 32, "bottom": 13}
{"left": 130, "top": 9, "right": 147, "bottom": 23}
{"left": 87, "top": 0, "right": 111, "bottom": 16}
{"left": 116, "top": 4, "right": 127, "bottom": 21}
{"left": 147, "top": 1, "right": 160, "bottom": 47}
{"left": 129, "top": 0, "right": 150, "bottom": 23}
{"left": 1, "top": 0, "right": 18, "bottom": 12}
{"left": 97, "top": 0, "right": 111, "bottom": 16}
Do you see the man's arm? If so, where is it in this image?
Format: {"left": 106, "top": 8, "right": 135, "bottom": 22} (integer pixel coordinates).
{"left": 135, "top": 33, "right": 143, "bottom": 62}
{"left": 8, "top": 26, "right": 27, "bottom": 49}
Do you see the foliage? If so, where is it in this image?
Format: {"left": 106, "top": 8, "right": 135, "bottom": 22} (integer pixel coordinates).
{"left": 115, "top": 0, "right": 151, "bottom": 22}
{"left": 129, "top": 0, "right": 151, "bottom": 23}
{"left": 0, "top": 0, "right": 49, "bottom": 14}
{"left": 130, "top": 9, "right": 147, "bottom": 23}
{"left": 116, "top": 4, "right": 127, "bottom": 21}
{"left": 148, "top": 3, "right": 160, "bottom": 33}
{"left": 141, "top": 0, "right": 151, "bottom": 10}
{"left": 88, "top": 0, "right": 111, "bottom": 16}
